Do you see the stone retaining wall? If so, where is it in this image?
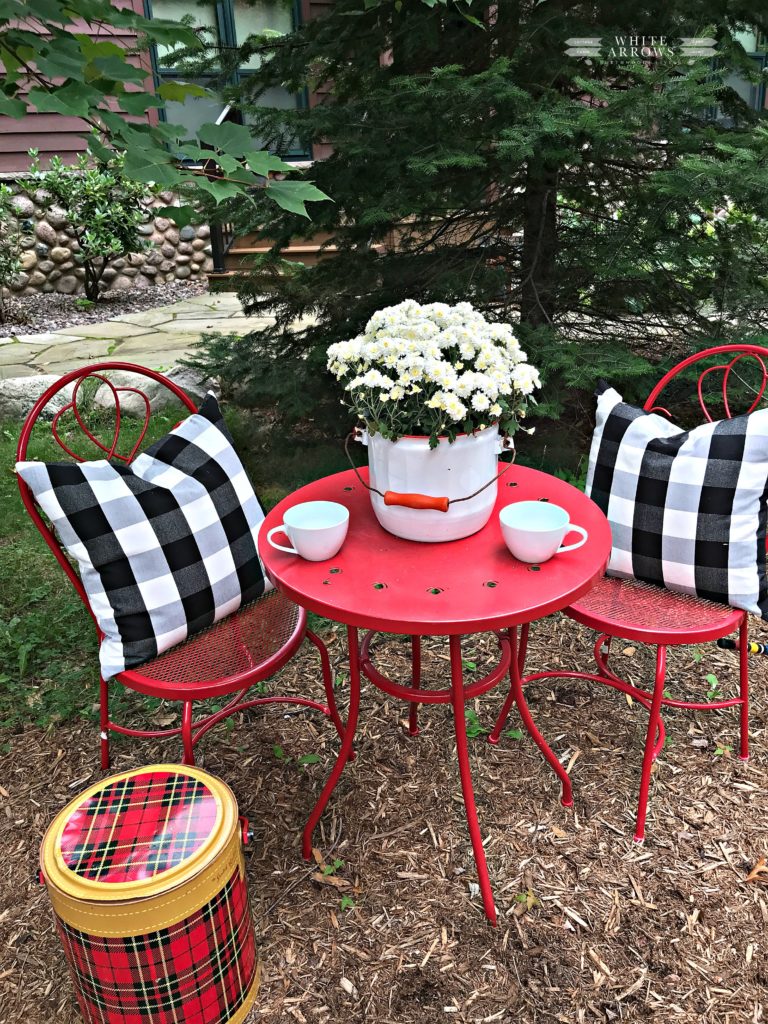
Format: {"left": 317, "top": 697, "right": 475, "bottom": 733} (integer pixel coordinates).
{"left": 5, "top": 186, "right": 213, "bottom": 297}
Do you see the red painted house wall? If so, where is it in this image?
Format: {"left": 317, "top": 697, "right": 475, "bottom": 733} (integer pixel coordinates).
{"left": 0, "top": 0, "right": 155, "bottom": 173}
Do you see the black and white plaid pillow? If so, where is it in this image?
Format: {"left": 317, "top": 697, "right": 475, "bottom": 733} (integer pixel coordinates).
{"left": 17, "top": 393, "right": 273, "bottom": 677}
{"left": 585, "top": 385, "right": 768, "bottom": 619}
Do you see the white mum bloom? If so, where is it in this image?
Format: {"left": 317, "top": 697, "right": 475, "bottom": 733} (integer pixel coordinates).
{"left": 511, "top": 363, "right": 541, "bottom": 396}
{"left": 471, "top": 392, "right": 490, "bottom": 412}
{"left": 443, "top": 394, "right": 468, "bottom": 422}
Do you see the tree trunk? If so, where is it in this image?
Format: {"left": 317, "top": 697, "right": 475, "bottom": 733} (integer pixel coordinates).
{"left": 520, "top": 160, "right": 559, "bottom": 328}
{"left": 83, "top": 259, "right": 101, "bottom": 302}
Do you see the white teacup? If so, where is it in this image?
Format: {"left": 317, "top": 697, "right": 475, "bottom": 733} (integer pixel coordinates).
{"left": 500, "top": 500, "right": 588, "bottom": 563}
{"left": 267, "top": 500, "right": 349, "bottom": 562}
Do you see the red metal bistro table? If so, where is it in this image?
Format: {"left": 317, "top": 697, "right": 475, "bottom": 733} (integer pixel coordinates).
{"left": 259, "top": 465, "right": 611, "bottom": 924}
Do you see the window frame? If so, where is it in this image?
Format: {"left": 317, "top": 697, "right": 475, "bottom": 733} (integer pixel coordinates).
{"left": 144, "top": 0, "right": 311, "bottom": 160}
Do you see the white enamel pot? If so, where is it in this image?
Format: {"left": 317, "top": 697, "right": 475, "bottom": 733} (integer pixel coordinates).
{"left": 357, "top": 424, "right": 508, "bottom": 543}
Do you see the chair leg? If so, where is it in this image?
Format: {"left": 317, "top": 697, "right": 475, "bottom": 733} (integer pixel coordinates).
{"left": 634, "top": 645, "right": 667, "bottom": 844}
{"left": 182, "top": 701, "right": 195, "bottom": 765}
{"left": 738, "top": 615, "right": 750, "bottom": 760}
{"left": 408, "top": 636, "right": 422, "bottom": 737}
{"left": 99, "top": 675, "right": 110, "bottom": 771}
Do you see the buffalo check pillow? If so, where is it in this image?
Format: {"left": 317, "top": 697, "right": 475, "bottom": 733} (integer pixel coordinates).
{"left": 17, "top": 393, "right": 273, "bottom": 677}
{"left": 585, "top": 384, "right": 768, "bottom": 619}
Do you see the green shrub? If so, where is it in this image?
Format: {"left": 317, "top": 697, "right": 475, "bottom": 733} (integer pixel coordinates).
{"left": 28, "top": 151, "right": 154, "bottom": 301}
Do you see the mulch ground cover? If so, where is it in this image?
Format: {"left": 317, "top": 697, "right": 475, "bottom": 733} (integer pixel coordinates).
{"left": 1, "top": 613, "right": 767, "bottom": 1024}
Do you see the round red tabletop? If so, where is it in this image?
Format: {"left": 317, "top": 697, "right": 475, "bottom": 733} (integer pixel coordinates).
{"left": 259, "top": 465, "right": 611, "bottom": 636}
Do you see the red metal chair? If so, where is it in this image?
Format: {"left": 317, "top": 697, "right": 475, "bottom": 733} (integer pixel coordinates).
{"left": 490, "top": 344, "right": 767, "bottom": 842}
{"left": 16, "top": 362, "right": 346, "bottom": 768}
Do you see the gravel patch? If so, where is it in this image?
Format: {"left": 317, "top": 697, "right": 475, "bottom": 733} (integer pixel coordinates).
{"left": 0, "top": 280, "right": 209, "bottom": 336}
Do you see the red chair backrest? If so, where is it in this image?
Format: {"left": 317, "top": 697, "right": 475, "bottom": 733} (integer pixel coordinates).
{"left": 16, "top": 362, "right": 198, "bottom": 616}
{"left": 644, "top": 344, "right": 768, "bottom": 422}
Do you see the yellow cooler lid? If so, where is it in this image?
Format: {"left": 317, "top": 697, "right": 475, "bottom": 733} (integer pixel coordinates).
{"left": 41, "top": 764, "right": 237, "bottom": 903}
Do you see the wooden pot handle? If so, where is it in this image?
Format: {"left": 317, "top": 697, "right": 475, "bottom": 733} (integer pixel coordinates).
{"left": 383, "top": 491, "right": 450, "bottom": 512}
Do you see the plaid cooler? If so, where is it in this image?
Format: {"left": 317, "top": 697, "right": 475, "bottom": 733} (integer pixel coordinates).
{"left": 41, "top": 766, "right": 259, "bottom": 1024}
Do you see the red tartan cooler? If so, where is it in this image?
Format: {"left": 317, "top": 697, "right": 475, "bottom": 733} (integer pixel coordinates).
{"left": 40, "top": 764, "right": 259, "bottom": 1024}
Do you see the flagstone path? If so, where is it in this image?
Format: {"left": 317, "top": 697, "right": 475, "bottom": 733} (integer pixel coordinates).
{"left": 0, "top": 292, "right": 269, "bottom": 378}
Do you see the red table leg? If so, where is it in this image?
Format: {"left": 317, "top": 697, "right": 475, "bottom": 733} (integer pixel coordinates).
{"left": 495, "top": 627, "right": 573, "bottom": 807}
{"left": 449, "top": 634, "right": 497, "bottom": 925}
{"left": 408, "top": 635, "right": 422, "bottom": 736}
{"left": 488, "top": 622, "right": 529, "bottom": 745}
{"left": 302, "top": 624, "right": 361, "bottom": 860}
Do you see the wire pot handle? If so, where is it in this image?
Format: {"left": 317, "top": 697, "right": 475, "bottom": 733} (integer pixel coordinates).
{"left": 343, "top": 428, "right": 515, "bottom": 513}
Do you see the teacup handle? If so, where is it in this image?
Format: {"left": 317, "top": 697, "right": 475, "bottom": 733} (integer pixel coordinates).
{"left": 267, "top": 525, "right": 298, "bottom": 555}
{"left": 557, "top": 524, "right": 588, "bottom": 553}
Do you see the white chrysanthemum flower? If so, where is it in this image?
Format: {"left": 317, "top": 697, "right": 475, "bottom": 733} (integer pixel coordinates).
{"left": 329, "top": 299, "right": 538, "bottom": 438}
{"left": 511, "top": 363, "right": 541, "bottom": 396}
{"left": 443, "top": 395, "right": 468, "bottom": 422}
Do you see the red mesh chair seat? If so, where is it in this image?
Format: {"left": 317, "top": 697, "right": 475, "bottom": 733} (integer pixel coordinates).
{"left": 566, "top": 575, "right": 745, "bottom": 645}
{"left": 119, "top": 590, "right": 304, "bottom": 698}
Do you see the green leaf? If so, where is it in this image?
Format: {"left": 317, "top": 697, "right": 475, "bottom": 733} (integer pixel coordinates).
{"left": 36, "top": 41, "right": 89, "bottom": 80}
{"left": 74, "top": 37, "right": 126, "bottom": 60}
{"left": 0, "top": 93, "right": 26, "bottom": 118}
{"left": 297, "top": 753, "right": 322, "bottom": 765}
{"left": 504, "top": 728, "right": 524, "bottom": 741}
{"left": 117, "top": 14, "right": 201, "bottom": 49}
{"left": 155, "top": 205, "right": 196, "bottom": 228}
{"left": 28, "top": 84, "right": 98, "bottom": 118}
{"left": 339, "top": 895, "right": 356, "bottom": 911}
{"left": 245, "top": 151, "right": 295, "bottom": 177}
{"left": 266, "top": 179, "right": 331, "bottom": 218}
{"left": 157, "top": 80, "right": 211, "bottom": 102}
{"left": 188, "top": 175, "right": 244, "bottom": 203}
{"left": 197, "top": 120, "right": 255, "bottom": 157}
{"left": 120, "top": 92, "right": 164, "bottom": 116}
{"left": 92, "top": 56, "right": 147, "bottom": 83}
{"left": 122, "top": 147, "right": 181, "bottom": 186}
{"left": 0, "top": 0, "right": 29, "bottom": 17}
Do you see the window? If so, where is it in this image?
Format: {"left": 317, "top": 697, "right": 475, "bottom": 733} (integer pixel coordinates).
{"left": 147, "top": 0, "right": 308, "bottom": 158}
{"left": 712, "top": 28, "right": 768, "bottom": 122}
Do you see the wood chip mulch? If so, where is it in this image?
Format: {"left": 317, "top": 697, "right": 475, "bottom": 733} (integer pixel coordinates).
{"left": 1, "top": 613, "right": 767, "bottom": 1024}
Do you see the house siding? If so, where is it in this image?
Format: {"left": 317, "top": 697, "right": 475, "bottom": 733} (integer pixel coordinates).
{"left": 300, "top": 0, "right": 334, "bottom": 160}
{"left": 0, "top": 0, "right": 155, "bottom": 174}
